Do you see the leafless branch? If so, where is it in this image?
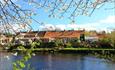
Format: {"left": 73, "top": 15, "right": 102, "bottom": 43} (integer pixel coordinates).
{"left": 0, "top": 0, "right": 114, "bottom": 33}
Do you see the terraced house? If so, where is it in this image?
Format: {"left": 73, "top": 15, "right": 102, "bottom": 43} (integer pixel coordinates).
{"left": 0, "top": 30, "right": 109, "bottom": 45}
{"left": 42, "top": 30, "right": 85, "bottom": 42}
{"left": 15, "top": 30, "right": 85, "bottom": 44}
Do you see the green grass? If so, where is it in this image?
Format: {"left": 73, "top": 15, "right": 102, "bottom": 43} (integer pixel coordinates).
{"left": 62, "top": 48, "right": 115, "bottom": 51}
{"left": 13, "top": 48, "right": 115, "bottom": 51}
{"left": 32, "top": 48, "right": 115, "bottom": 51}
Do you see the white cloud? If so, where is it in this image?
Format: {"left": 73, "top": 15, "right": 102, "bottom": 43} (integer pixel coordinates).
{"left": 55, "top": 25, "right": 66, "bottom": 30}
{"left": 77, "top": 15, "right": 115, "bottom": 32}
{"left": 39, "top": 15, "right": 115, "bottom": 32}
{"left": 67, "top": 23, "right": 77, "bottom": 29}
{"left": 99, "top": 16, "right": 115, "bottom": 24}
{"left": 40, "top": 23, "right": 79, "bottom": 31}
{"left": 40, "top": 24, "right": 55, "bottom": 31}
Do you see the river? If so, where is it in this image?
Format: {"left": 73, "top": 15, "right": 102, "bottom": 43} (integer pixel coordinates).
{"left": 0, "top": 52, "right": 115, "bottom": 70}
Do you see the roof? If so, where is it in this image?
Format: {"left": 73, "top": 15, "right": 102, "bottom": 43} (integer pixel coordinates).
{"left": 44, "top": 30, "right": 85, "bottom": 38}
{"left": 16, "top": 30, "right": 85, "bottom": 38}
{"left": 37, "top": 31, "right": 46, "bottom": 37}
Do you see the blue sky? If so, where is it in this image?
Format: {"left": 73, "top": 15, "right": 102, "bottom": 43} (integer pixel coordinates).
{"left": 29, "top": 1, "right": 115, "bottom": 32}
{"left": 10, "top": 0, "right": 115, "bottom": 32}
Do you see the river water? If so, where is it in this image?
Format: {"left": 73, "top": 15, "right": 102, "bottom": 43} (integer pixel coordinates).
{"left": 0, "top": 52, "right": 115, "bottom": 70}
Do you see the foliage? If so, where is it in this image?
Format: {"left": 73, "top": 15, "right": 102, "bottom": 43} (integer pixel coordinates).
{"left": 66, "top": 42, "right": 72, "bottom": 48}
{"left": 108, "top": 31, "right": 115, "bottom": 48}
{"left": 12, "top": 42, "right": 36, "bottom": 70}
{"left": 40, "top": 41, "right": 56, "bottom": 48}
{"left": 54, "top": 39, "right": 64, "bottom": 48}
{"left": 98, "top": 38, "right": 112, "bottom": 48}
{"left": 68, "top": 39, "right": 83, "bottom": 48}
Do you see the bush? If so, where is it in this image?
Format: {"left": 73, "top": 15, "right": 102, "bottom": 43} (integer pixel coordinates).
{"left": 66, "top": 42, "right": 72, "bottom": 48}
{"left": 98, "top": 38, "right": 112, "bottom": 48}
{"left": 40, "top": 42, "right": 56, "bottom": 48}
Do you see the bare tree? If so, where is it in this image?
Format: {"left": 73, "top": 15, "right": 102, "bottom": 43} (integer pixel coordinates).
{"left": 0, "top": 0, "right": 114, "bottom": 33}
{"left": 0, "top": 0, "right": 40, "bottom": 33}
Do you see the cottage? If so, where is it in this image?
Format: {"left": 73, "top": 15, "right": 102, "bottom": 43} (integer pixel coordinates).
{"left": 42, "top": 30, "right": 85, "bottom": 42}
{"left": 16, "top": 30, "right": 85, "bottom": 44}
{"left": 16, "top": 31, "right": 40, "bottom": 45}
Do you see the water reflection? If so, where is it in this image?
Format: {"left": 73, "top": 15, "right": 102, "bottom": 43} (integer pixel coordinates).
{"left": 0, "top": 52, "right": 115, "bottom": 70}
{"left": 0, "top": 52, "right": 12, "bottom": 70}
{"left": 47, "top": 54, "right": 52, "bottom": 70}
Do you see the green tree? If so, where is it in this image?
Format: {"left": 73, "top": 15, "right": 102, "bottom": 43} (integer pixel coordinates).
{"left": 55, "top": 39, "right": 64, "bottom": 48}
{"left": 66, "top": 42, "right": 72, "bottom": 48}
{"left": 13, "top": 42, "right": 36, "bottom": 70}
{"left": 109, "top": 31, "right": 115, "bottom": 48}
{"left": 98, "top": 38, "right": 112, "bottom": 48}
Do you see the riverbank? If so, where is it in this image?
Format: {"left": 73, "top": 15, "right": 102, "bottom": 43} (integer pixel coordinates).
{"left": 12, "top": 48, "right": 115, "bottom": 51}
{"left": 8, "top": 48, "right": 114, "bottom": 55}
{"left": 1, "top": 47, "right": 115, "bottom": 63}
{"left": 2, "top": 47, "right": 115, "bottom": 60}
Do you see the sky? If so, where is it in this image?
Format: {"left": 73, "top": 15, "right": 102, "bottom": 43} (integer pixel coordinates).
{"left": 28, "top": 1, "right": 115, "bottom": 32}
{"left": 2, "top": 0, "right": 114, "bottom": 32}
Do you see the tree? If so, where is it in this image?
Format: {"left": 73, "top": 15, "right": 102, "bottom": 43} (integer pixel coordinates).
{"left": 55, "top": 39, "right": 64, "bottom": 48}
{"left": 66, "top": 42, "right": 72, "bottom": 48}
{"left": 109, "top": 30, "right": 115, "bottom": 48}
{"left": 98, "top": 38, "right": 112, "bottom": 48}
{"left": 0, "top": 0, "right": 114, "bottom": 33}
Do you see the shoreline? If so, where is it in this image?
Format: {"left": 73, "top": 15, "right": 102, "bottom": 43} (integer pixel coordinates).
{"left": 1, "top": 48, "right": 115, "bottom": 62}
{"left": 5, "top": 48, "right": 115, "bottom": 54}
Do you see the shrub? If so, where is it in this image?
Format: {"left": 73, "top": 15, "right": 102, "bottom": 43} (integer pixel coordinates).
{"left": 66, "top": 42, "right": 72, "bottom": 48}
{"left": 98, "top": 38, "right": 112, "bottom": 48}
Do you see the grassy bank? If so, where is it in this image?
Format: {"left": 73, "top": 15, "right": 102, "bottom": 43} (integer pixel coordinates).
{"left": 12, "top": 48, "right": 115, "bottom": 53}
{"left": 12, "top": 48, "right": 115, "bottom": 51}
{"left": 60, "top": 48, "right": 115, "bottom": 51}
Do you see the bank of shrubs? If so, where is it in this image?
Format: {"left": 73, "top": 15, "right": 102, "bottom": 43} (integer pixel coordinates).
{"left": 7, "top": 37, "right": 115, "bottom": 51}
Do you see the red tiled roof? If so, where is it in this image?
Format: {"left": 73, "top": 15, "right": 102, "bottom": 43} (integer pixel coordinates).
{"left": 17, "top": 30, "right": 85, "bottom": 38}
{"left": 44, "top": 30, "right": 84, "bottom": 38}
